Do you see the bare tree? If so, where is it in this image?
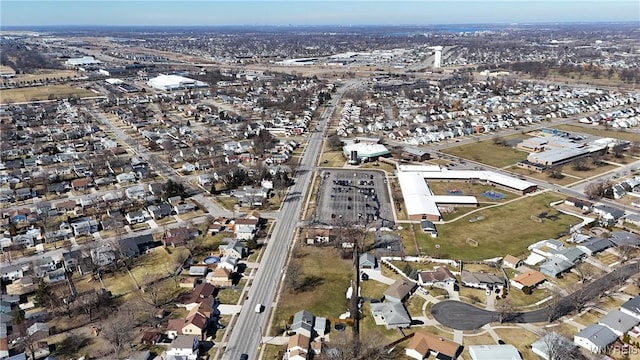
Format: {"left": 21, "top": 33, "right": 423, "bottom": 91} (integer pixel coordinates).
{"left": 285, "top": 260, "right": 303, "bottom": 292}
{"left": 495, "top": 298, "right": 515, "bottom": 323}
{"left": 617, "top": 245, "right": 636, "bottom": 263}
{"left": 540, "top": 331, "right": 583, "bottom": 360}
{"left": 101, "top": 309, "right": 135, "bottom": 357}
{"left": 544, "top": 296, "right": 563, "bottom": 322}
{"left": 574, "top": 262, "right": 595, "bottom": 284}
{"left": 568, "top": 285, "right": 589, "bottom": 313}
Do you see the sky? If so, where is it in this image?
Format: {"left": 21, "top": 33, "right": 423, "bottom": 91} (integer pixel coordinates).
{"left": 1, "top": 1, "right": 639, "bottom": 27}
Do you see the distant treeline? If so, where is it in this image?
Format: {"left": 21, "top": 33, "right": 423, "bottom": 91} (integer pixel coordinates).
{"left": 0, "top": 42, "right": 63, "bottom": 74}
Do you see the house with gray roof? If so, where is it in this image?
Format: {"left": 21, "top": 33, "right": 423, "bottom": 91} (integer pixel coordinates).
{"left": 384, "top": 278, "right": 416, "bottom": 303}
{"left": 370, "top": 302, "right": 411, "bottom": 329}
{"left": 220, "top": 239, "right": 247, "bottom": 259}
{"left": 598, "top": 310, "right": 639, "bottom": 336}
{"left": 531, "top": 332, "right": 576, "bottom": 360}
{"left": 359, "top": 253, "right": 377, "bottom": 269}
{"left": 539, "top": 256, "right": 574, "bottom": 278}
{"left": 469, "top": 344, "right": 521, "bottom": 360}
{"left": 574, "top": 324, "right": 618, "bottom": 353}
{"left": 460, "top": 270, "right": 505, "bottom": 290}
{"left": 621, "top": 296, "right": 640, "bottom": 320}
{"left": 609, "top": 231, "right": 640, "bottom": 247}
{"left": 291, "top": 310, "right": 315, "bottom": 338}
{"left": 577, "top": 237, "right": 613, "bottom": 256}
{"left": 553, "top": 247, "right": 586, "bottom": 264}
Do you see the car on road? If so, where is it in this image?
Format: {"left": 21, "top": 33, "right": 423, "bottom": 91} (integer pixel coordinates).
{"left": 255, "top": 304, "right": 263, "bottom": 313}
{"left": 239, "top": 354, "right": 249, "bottom": 360}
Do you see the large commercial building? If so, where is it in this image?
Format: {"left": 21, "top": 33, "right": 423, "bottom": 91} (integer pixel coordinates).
{"left": 397, "top": 165, "right": 537, "bottom": 221}
{"left": 342, "top": 142, "right": 390, "bottom": 164}
{"left": 147, "top": 74, "right": 208, "bottom": 91}
{"left": 65, "top": 56, "right": 101, "bottom": 67}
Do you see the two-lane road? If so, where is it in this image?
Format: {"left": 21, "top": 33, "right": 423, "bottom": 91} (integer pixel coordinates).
{"left": 221, "top": 81, "right": 358, "bottom": 360}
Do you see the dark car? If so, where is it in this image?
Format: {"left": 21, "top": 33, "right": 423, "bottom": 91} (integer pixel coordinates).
{"left": 240, "top": 354, "right": 249, "bottom": 360}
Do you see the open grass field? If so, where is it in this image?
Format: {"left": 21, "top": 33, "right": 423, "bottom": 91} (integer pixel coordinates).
{"left": 426, "top": 181, "right": 518, "bottom": 202}
{"left": 0, "top": 85, "right": 95, "bottom": 103}
{"left": 561, "top": 163, "right": 619, "bottom": 179}
{"left": 441, "top": 140, "right": 529, "bottom": 168}
{"left": 573, "top": 309, "right": 602, "bottom": 326}
{"left": 507, "top": 166, "right": 579, "bottom": 186}
{"left": 360, "top": 278, "right": 388, "bottom": 300}
{"left": 271, "top": 246, "right": 352, "bottom": 335}
{"left": 319, "top": 150, "right": 346, "bottom": 167}
{"left": 507, "top": 286, "right": 551, "bottom": 309}
{"left": 396, "top": 225, "right": 418, "bottom": 256}
{"left": 4, "top": 69, "right": 80, "bottom": 83}
{"left": 415, "top": 193, "right": 579, "bottom": 261}
{"left": 555, "top": 124, "right": 640, "bottom": 143}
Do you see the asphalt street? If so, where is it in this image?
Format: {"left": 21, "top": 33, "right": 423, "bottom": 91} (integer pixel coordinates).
{"left": 431, "top": 261, "right": 640, "bottom": 330}
{"left": 220, "top": 81, "right": 359, "bottom": 360}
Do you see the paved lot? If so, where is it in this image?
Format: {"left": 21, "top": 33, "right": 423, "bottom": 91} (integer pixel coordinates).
{"left": 314, "top": 169, "right": 394, "bottom": 228}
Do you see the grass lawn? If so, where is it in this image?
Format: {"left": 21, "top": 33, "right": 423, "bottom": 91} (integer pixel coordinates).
{"left": 573, "top": 309, "right": 602, "bottom": 326}
{"left": 261, "top": 344, "right": 286, "bottom": 360}
{"left": 360, "top": 161, "right": 396, "bottom": 174}
{"left": 441, "top": 141, "right": 529, "bottom": 168}
{"left": 360, "top": 279, "right": 388, "bottom": 300}
{"left": 493, "top": 327, "right": 539, "bottom": 360}
{"left": 406, "top": 295, "right": 427, "bottom": 318}
{"left": 0, "top": 85, "right": 95, "bottom": 103}
{"left": 426, "top": 181, "right": 517, "bottom": 202}
{"left": 459, "top": 287, "right": 486, "bottom": 305}
{"left": 319, "top": 150, "right": 346, "bottom": 167}
{"left": 507, "top": 166, "right": 579, "bottom": 186}
{"left": 396, "top": 225, "right": 418, "bottom": 256}
{"left": 562, "top": 163, "right": 619, "bottom": 179}
{"left": 271, "top": 247, "right": 352, "bottom": 335}
{"left": 462, "top": 332, "right": 496, "bottom": 346}
{"left": 507, "top": 286, "right": 551, "bottom": 309}
{"left": 596, "top": 252, "right": 621, "bottom": 266}
{"left": 555, "top": 124, "right": 640, "bottom": 143}
{"left": 216, "top": 288, "right": 241, "bottom": 305}
{"left": 415, "top": 193, "right": 579, "bottom": 261}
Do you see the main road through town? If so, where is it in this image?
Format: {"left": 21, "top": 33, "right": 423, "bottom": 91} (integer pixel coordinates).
{"left": 221, "top": 81, "right": 359, "bottom": 360}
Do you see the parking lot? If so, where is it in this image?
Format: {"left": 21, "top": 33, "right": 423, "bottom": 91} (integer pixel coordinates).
{"left": 314, "top": 169, "right": 394, "bottom": 228}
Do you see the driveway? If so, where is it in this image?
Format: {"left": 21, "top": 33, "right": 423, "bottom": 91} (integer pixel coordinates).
{"left": 432, "top": 262, "right": 639, "bottom": 330}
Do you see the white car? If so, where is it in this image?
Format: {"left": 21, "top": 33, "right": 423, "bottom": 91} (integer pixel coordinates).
{"left": 255, "top": 304, "right": 263, "bottom": 313}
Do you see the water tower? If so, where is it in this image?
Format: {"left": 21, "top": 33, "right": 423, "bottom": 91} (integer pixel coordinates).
{"left": 432, "top": 46, "right": 443, "bottom": 68}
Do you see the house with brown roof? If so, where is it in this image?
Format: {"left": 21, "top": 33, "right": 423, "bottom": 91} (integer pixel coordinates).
{"left": 502, "top": 255, "right": 523, "bottom": 269}
{"left": 177, "top": 283, "right": 216, "bottom": 310}
{"left": 287, "top": 333, "right": 310, "bottom": 358}
{"left": 510, "top": 269, "right": 546, "bottom": 290}
{"left": 206, "top": 267, "right": 232, "bottom": 286}
{"left": 163, "top": 226, "right": 199, "bottom": 248}
{"left": 71, "top": 177, "right": 91, "bottom": 191}
{"left": 405, "top": 331, "right": 462, "bottom": 360}
{"left": 418, "top": 267, "right": 457, "bottom": 287}
{"left": 384, "top": 278, "right": 417, "bottom": 303}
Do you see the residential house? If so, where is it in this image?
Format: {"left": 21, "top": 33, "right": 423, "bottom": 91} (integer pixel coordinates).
{"left": 188, "top": 266, "right": 208, "bottom": 277}
{"left": 539, "top": 257, "right": 574, "bottom": 278}
{"left": 26, "top": 322, "right": 49, "bottom": 341}
{"left": 234, "top": 217, "right": 259, "bottom": 240}
{"left": 291, "top": 310, "right": 315, "bottom": 338}
{"left": 531, "top": 332, "right": 576, "bottom": 360}
{"left": 177, "top": 283, "right": 216, "bottom": 310}
{"left": 359, "top": 253, "right": 377, "bottom": 269}
{"left": 593, "top": 205, "right": 625, "bottom": 225}
{"left": 510, "top": 270, "right": 546, "bottom": 290}
{"left": 1, "top": 265, "right": 24, "bottom": 281}
{"left": 287, "top": 333, "right": 310, "bottom": 360}
{"left": 174, "top": 202, "right": 197, "bottom": 215}
{"left": 163, "top": 226, "right": 198, "bottom": 248}
{"left": 125, "top": 185, "right": 147, "bottom": 199}
{"left": 553, "top": 247, "right": 586, "bottom": 264}
{"left": 370, "top": 302, "right": 412, "bottom": 329}
{"left": 405, "top": 331, "right": 462, "bottom": 360}
{"left": 148, "top": 203, "right": 173, "bottom": 219}
{"left": 384, "top": 279, "right": 416, "bottom": 303}
{"left": 71, "top": 177, "right": 91, "bottom": 191}
{"left": 125, "top": 210, "right": 147, "bottom": 224}
{"left": 116, "top": 172, "right": 137, "bottom": 183}
{"left": 220, "top": 239, "right": 247, "bottom": 259}
{"left": 117, "top": 234, "right": 158, "bottom": 258}
{"left": 469, "top": 344, "right": 522, "bottom": 360}
{"left": 620, "top": 296, "right": 640, "bottom": 320}
{"left": 564, "top": 197, "right": 593, "bottom": 212}
{"left": 502, "top": 255, "right": 523, "bottom": 269}
{"left": 598, "top": 310, "right": 639, "bottom": 336}
{"left": 62, "top": 250, "right": 83, "bottom": 271}
{"left": 574, "top": 324, "right": 618, "bottom": 353}
{"left": 576, "top": 237, "right": 613, "bottom": 256}
{"left": 460, "top": 270, "right": 505, "bottom": 290}
{"left": 164, "top": 335, "right": 199, "bottom": 360}
{"left": 418, "top": 267, "right": 457, "bottom": 287}
{"left": 206, "top": 267, "right": 232, "bottom": 286}
{"left": 91, "top": 244, "right": 116, "bottom": 267}
{"left": 218, "top": 256, "right": 238, "bottom": 272}
{"left": 32, "top": 256, "right": 57, "bottom": 278}
{"left": 609, "top": 231, "right": 640, "bottom": 247}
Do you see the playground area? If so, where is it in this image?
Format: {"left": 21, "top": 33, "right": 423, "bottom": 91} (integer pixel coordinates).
{"left": 481, "top": 190, "right": 506, "bottom": 200}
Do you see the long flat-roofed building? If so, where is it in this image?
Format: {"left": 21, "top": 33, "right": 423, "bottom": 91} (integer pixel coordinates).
{"left": 148, "top": 74, "right": 208, "bottom": 91}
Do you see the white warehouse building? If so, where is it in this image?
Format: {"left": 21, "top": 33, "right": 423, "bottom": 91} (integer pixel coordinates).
{"left": 147, "top": 74, "right": 208, "bottom": 91}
